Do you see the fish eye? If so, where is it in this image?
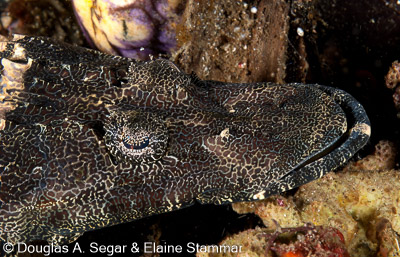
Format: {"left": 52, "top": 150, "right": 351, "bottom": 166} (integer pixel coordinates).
{"left": 104, "top": 111, "right": 168, "bottom": 163}
{"left": 121, "top": 131, "right": 150, "bottom": 150}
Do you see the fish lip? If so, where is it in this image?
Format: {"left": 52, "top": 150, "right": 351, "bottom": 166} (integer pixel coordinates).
{"left": 257, "top": 83, "right": 371, "bottom": 198}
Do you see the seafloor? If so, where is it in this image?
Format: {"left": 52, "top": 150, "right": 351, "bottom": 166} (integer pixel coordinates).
{"left": 1, "top": 0, "right": 400, "bottom": 256}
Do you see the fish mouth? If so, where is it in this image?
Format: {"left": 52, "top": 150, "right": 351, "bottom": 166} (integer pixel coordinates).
{"left": 254, "top": 84, "right": 371, "bottom": 200}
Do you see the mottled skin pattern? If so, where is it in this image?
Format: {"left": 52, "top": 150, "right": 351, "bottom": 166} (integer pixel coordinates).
{"left": 0, "top": 35, "right": 370, "bottom": 245}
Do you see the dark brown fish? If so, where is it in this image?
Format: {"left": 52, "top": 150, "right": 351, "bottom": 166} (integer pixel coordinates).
{"left": 0, "top": 35, "right": 370, "bottom": 245}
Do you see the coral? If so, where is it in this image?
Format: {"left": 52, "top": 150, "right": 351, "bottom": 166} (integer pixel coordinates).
{"left": 265, "top": 225, "right": 349, "bottom": 257}
{"left": 385, "top": 61, "right": 400, "bottom": 90}
{"left": 353, "top": 140, "right": 396, "bottom": 171}
{"left": 385, "top": 60, "right": 400, "bottom": 112}
{"left": 197, "top": 225, "right": 349, "bottom": 257}
{"left": 232, "top": 195, "right": 303, "bottom": 229}
{"left": 295, "top": 168, "right": 400, "bottom": 255}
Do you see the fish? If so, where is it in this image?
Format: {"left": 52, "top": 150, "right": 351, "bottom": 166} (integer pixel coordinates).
{"left": 0, "top": 34, "right": 370, "bottom": 245}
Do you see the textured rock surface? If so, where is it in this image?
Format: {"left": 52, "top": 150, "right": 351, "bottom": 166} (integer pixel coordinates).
{"left": 173, "top": 0, "right": 289, "bottom": 84}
